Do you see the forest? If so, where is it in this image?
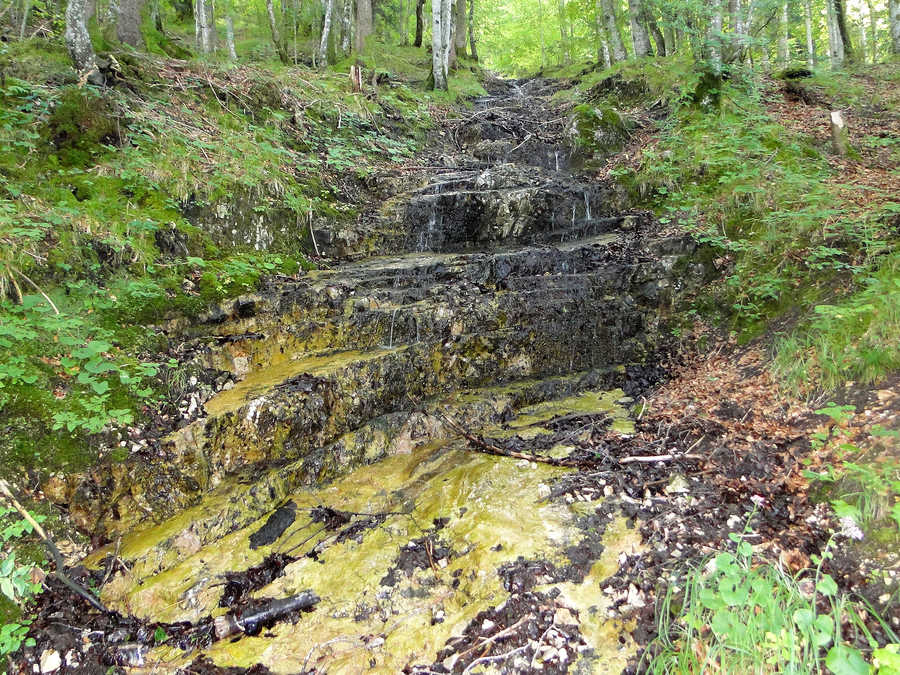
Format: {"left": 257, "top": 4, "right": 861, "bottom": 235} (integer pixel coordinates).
{"left": 0, "top": 0, "right": 898, "bottom": 672}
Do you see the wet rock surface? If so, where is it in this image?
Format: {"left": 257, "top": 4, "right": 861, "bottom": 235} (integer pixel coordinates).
{"left": 25, "top": 79, "right": 843, "bottom": 675}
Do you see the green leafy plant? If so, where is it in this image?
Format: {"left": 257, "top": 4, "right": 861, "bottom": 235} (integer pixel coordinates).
{"left": 0, "top": 507, "right": 45, "bottom": 661}
{"left": 644, "top": 525, "right": 897, "bottom": 674}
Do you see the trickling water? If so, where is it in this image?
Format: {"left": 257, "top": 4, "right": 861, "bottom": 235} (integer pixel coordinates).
{"left": 554, "top": 151, "right": 560, "bottom": 172}
{"left": 388, "top": 308, "right": 399, "bottom": 348}
{"left": 584, "top": 190, "right": 592, "bottom": 222}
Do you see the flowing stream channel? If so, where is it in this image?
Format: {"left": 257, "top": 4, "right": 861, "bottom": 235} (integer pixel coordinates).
{"left": 76, "top": 78, "right": 709, "bottom": 673}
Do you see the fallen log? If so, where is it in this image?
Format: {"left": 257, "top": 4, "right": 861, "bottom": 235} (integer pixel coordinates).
{"left": 213, "top": 591, "right": 320, "bottom": 639}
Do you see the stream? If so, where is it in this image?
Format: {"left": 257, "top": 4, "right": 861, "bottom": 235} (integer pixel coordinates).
{"left": 34, "top": 79, "right": 712, "bottom": 673}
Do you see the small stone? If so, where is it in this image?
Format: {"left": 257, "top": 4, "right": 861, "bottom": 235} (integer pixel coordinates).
{"left": 537, "top": 483, "right": 551, "bottom": 498}
{"left": 481, "top": 619, "right": 496, "bottom": 632}
{"left": 40, "top": 650, "right": 61, "bottom": 673}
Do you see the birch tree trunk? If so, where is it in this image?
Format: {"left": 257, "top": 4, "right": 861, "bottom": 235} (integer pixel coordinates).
{"left": 708, "top": 0, "right": 723, "bottom": 71}
{"left": 266, "top": 0, "right": 289, "bottom": 62}
{"left": 628, "top": 0, "right": 651, "bottom": 57}
{"left": 863, "top": 0, "right": 876, "bottom": 62}
{"left": 804, "top": 0, "right": 815, "bottom": 66}
{"left": 832, "top": 0, "right": 854, "bottom": 61}
{"left": 318, "top": 0, "right": 334, "bottom": 65}
{"left": 65, "top": 0, "right": 102, "bottom": 83}
{"left": 778, "top": 1, "right": 789, "bottom": 64}
{"left": 599, "top": 0, "right": 626, "bottom": 61}
{"left": 341, "top": 0, "right": 352, "bottom": 53}
{"left": 891, "top": 0, "right": 900, "bottom": 55}
{"left": 117, "top": 0, "right": 145, "bottom": 47}
{"left": 19, "top": 0, "right": 30, "bottom": 39}
{"left": 225, "top": 15, "right": 237, "bottom": 59}
{"left": 826, "top": 0, "right": 844, "bottom": 66}
{"left": 443, "top": 0, "right": 454, "bottom": 72}
{"left": 432, "top": 0, "right": 446, "bottom": 89}
{"left": 467, "top": 0, "right": 478, "bottom": 60}
{"left": 195, "top": 0, "right": 213, "bottom": 53}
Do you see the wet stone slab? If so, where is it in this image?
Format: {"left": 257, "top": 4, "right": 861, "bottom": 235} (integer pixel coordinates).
{"left": 90, "top": 390, "right": 643, "bottom": 673}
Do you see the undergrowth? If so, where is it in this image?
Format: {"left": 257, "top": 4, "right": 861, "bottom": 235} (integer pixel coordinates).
{"left": 644, "top": 529, "right": 899, "bottom": 674}
{"left": 0, "top": 38, "right": 482, "bottom": 476}
{"left": 564, "top": 56, "right": 899, "bottom": 394}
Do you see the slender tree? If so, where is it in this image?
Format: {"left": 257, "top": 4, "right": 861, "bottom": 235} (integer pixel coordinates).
{"left": 599, "top": 0, "right": 626, "bottom": 61}
{"left": 628, "top": 0, "right": 651, "bottom": 57}
{"left": 891, "top": 0, "right": 900, "bottom": 55}
{"left": 826, "top": 0, "right": 845, "bottom": 65}
{"left": 318, "top": 0, "right": 335, "bottom": 65}
{"left": 117, "top": 0, "right": 145, "bottom": 47}
{"left": 467, "top": 0, "right": 478, "bottom": 60}
{"left": 414, "top": 0, "right": 426, "bottom": 46}
{"left": 778, "top": 1, "right": 790, "bottom": 64}
{"left": 225, "top": 15, "right": 237, "bottom": 59}
{"left": 266, "top": 0, "right": 290, "bottom": 62}
{"left": 832, "top": 0, "right": 854, "bottom": 61}
{"left": 454, "top": 0, "right": 467, "bottom": 57}
{"left": 804, "top": 0, "right": 815, "bottom": 66}
{"left": 355, "top": 0, "right": 373, "bottom": 51}
{"left": 65, "top": 0, "right": 102, "bottom": 83}
{"left": 431, "top": 0, "right": 450, "bottom": 89}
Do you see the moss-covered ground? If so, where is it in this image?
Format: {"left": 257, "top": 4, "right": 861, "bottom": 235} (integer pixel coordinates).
{"left": 0, "top": 38, "right": 485, "bottom": 480}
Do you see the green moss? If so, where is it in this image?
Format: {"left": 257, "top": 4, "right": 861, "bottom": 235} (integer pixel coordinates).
{"left": 571, "top": 103, "right": 630, "bottom": 159}
{"left": 43, "top": 87, "right": 122, "bottom": 167}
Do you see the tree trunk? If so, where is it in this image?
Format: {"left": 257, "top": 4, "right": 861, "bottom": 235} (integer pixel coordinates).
{"left": 832, "top": 0, "right": 854, "bottom": 60}
{"left": 225, "top": 14, "right": 237, "bottom": 59}
{"left": 443, "top": 0, "right": 454, "bottom": 71}
{"left": 431, "top": 0, "right": 447, "bottom": 89}
{"left": 599, "top": 0, "right": 625, "bottom": 61}
{"left": 341, "top": 0, "right": 352, "bottom": 53}
{"left": 778, "top": 1, "right": 789, "bottom": 65}
{"left": 804, "top": 0, "right": 815, "bottom": 66}
{"left": 318, "top": 0, "right": 334, "bottom": 66}
{"left": 65, "top": 0, "right": 103, "bottom": 83}
{"left": 19, "top": 0, "right": 31, "bottom": 39}
{"left": 414, "top": 0, "right": 425, "bottom": 46}
{"left": 467, "top": 0, "right": 478, "bottom": 60}
{"left": 644, "top": 7, "right": 665, "bottom": 56}
{"left": 454, "top": 0, "right": 467, "bottom": 57}
{"left": 117, "top": 0, "right": 145, "bottom": 47}
{"left": 863, "top": 0, "right": 876, "bottom": 62}
{"left": 708, "top": 0, "right": 723, "bottom": 71}
{"left": 266, "top": 0, "right": 289, "bottom": 62}
{"left": 355, "top": 0, "right": 373, "bottom": 52}
{"left": 826, "top": 0, "right": 844, "bottom": 66}
{"left": 628, "top": 0, "right": 651, "bottom": 57}
{"left": 892, "top": 0, "right": 900, "bottom": 55}
{"left": 195, "top": 0, "right": 212, "bottom": 53}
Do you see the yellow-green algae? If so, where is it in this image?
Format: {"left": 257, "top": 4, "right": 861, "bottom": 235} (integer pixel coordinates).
{"left": 204, "top": 346, "right": 402, "bottom": 417}
{"left": 99, "top": 389, "right": 642, "bottom": 672}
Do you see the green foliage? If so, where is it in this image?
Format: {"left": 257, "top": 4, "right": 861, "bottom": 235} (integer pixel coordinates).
{"left": 645, "top": 529, "right": 898, "bottom": 674}
{"left": 0, "top": 507, "right": 45, "bottom": 661}
{"left": 801, "top": 404, "right": 900, "bottom": 538}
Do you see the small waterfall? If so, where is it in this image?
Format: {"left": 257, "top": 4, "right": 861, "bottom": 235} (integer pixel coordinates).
{"left": 584, "top": 191, "right": 592, "bottom": 222}
{"left": 554, "top": 151, "right": 560, "bottom": 172}
{"left": 388, "top": 308, "right": 399, "bottom": 348}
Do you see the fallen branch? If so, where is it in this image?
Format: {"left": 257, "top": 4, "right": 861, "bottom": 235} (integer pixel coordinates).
{"left": 213, "top": 591, "right": 320, "bottom": 639}
{"left": 0, "top": 479, "right": 110, "bottom": 614}
{"left": 618, "top": 453, "right": 703, "bottom": 464}
{"left": 433, "top": 410, "right": 581, "bottom": 467}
